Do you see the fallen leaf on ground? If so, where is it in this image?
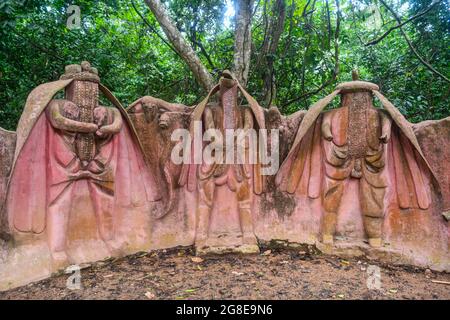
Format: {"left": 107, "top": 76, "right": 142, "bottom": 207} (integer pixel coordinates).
{"left": 262, "top": 250, "right": 271, "bottom": 256}
{"left": 337, "top": 294, "right": 345, "bottom": 299}
{"left": 191, "top": 257, "right": 204, "bottom": 263}
{"left": 388, "top": 289, "right": 398, "bottom": 294}
{"left": 232, "top": 271, "right": 244, "bottom": 276}
{"left": 144, "top": 291, "right": 156, "bottom": 299}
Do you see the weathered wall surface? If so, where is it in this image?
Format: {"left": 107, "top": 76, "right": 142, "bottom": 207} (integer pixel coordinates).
{"left": 127, "top": 96, "right": 196, "bottom": 250}
{"left": 0, "top": 128, "right": 16, "bottom": 288}
{"left": 126, "top": 92, "right": 448, "bottom": 271}
{"left": 0, "top": 75, "right": 448, "bottom": 292}
{"left": 0, "top": 128, "right": 16, "bottom": 238}
{"left": 254, "top": 104, "right": 449, "bottom": 272}
{"left": 414, "top": 117, "right": 450, "bottom": 214}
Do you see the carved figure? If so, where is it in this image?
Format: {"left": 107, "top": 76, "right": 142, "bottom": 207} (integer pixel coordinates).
{"left": 5, "top": 62, "right": 160, "bottom": 264}
{"left": 127, "top": 96, "right": 191, "bottom": 218}
{"left": 179, "top": 71, "right": 266, "bottom": 253}
{"left": 276, "top": 74, "right": 437, "bottom": 247}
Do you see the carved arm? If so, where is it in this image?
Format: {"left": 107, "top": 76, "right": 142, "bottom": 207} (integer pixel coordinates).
{"left": 96, "top": 107, "right": 123, "bottom": 136}
{"left": 239, "top": 108, "right": 255, "bottom": 150}
{"left": 243, "top": 108, "right": 254, "bottom": 131}
{"left": 379, "top": 110, "right": 392, "bottom": 144}
{"left": 202, "top": 106, "right": 223, "bottom": 148}
{"left": 321, "top": 112, "right": 333, "bottom": 141}
{"left": 203, "top": 107, "right": 215, "bottom": 131}
{"left": 47, "top": 100, "right": 98, "bottom": 133}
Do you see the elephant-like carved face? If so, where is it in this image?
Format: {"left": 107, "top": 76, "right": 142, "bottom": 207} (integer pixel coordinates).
{"left": 158, "top": 111, "right": 171, "bottom": 129}
{"left": 128, "top": 96, "right": 191, "bottom": 133}
{"left": 266, "top": 106, "right": 282, "bottom": 127}
{"left": 140, "top": 101, "right": 170, "bottom": 129}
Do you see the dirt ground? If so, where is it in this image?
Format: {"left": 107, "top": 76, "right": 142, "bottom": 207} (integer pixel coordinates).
{"left": 1, "top": 247, "right": 449, "bottom": 300}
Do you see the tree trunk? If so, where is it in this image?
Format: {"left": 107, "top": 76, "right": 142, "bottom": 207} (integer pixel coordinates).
{"left": 232, "top": 0, "right": 253, "bottom": 87}
{"left": 144, "top": 0, "right": 215, "bottom": 91}
{"left": 260, "top": 0, "right": 286, "bottom": 106}
{"left": 334, "top": 0, "right": 341, "bottom": 77}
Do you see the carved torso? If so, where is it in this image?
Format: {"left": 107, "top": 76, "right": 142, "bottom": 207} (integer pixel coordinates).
{"left": 65, "top": 80, "right": 99, "bottom": 163}
{"left": 45, "top": 76, "right": 123, "bottom": 194}
{"left": 346, "top": 92, "right": 370, "bottom": 158}
{"left": 324, "top": 91, "right": 386, "bottom": 180}
{"left": 221, "top": 83, "right": 240, "bottom": 131}
{"left": 200, "top": 80, "right": 253, "bottom": 185}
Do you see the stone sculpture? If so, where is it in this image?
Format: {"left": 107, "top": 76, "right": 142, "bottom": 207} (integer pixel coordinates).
{"left": 0, "top": 65, "right": 448, "bottom": 291}
{"left": 3, "top": 62, "right": 160, "bottom": 267}
{"left": 276, "top": 73, "right": 439, "bottom": 248}
{"left": 179, "top": 70, "right": 267, "bottom": 254}
{"left": 127, "top": 95, "right": 191, "bottom": 218}
{"left": 0, "top": 128, "right": 15, "bottom": 239}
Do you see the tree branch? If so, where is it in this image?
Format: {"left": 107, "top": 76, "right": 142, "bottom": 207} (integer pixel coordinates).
{"left": 131, "top": 0, "right": 178, "bottom": 56}
{"left": 334, "top": 0, "right": 341, "bottom": 76}
{"left": 188, "top": 37, "right": 216, "bottom": 70}
{"left": 11, "top": 29, "right": 64, "bottom": 62}
{"left": 280, "top": 76, "right": 336, "bottom": 108}
{"left": 143, "top": 0, "right": 215, "bottom": 91}
{"left": 256, "top": 0, "right": 286, "bottom": 106}
{"left": 378, "top": 0, "right": 449, "bottom": 83}
{"left": 365, "top": 0, "right": 442, "bottom": 46}
{"left": 325, "top": 0, "right": 332, "bottom": 49}
{"left": 281, "top": 0, "right": 339, "bottom": 109}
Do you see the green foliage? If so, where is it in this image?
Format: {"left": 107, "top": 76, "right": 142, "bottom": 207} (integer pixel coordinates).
{"left": 0, "top": 0, "right": 449, "bottom": 130}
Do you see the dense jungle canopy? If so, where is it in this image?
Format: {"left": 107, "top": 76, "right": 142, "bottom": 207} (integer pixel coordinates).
{"left": 0, "top": 0, "right": 449, "bottom": 130}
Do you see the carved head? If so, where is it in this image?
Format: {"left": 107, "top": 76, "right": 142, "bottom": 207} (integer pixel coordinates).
{"left": 335, "top": 76, "right": 379, "bottom": 110}
{"left": 137, "top": 100, "right": 155, "bottom": 123}
{"left": 141, "top": 99, "right": 165, "bottom": 127}
{"left": 158, "top": 111, "right": 171, "bottom": 129}
{"left": 219, "top": 70, "right": 236, "bottom": 88}
{"left": 267, "top": 106, "right": 281, "bottom": 125}
{"left": 218, "top": 70, "right": 239, "bottom": 130}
